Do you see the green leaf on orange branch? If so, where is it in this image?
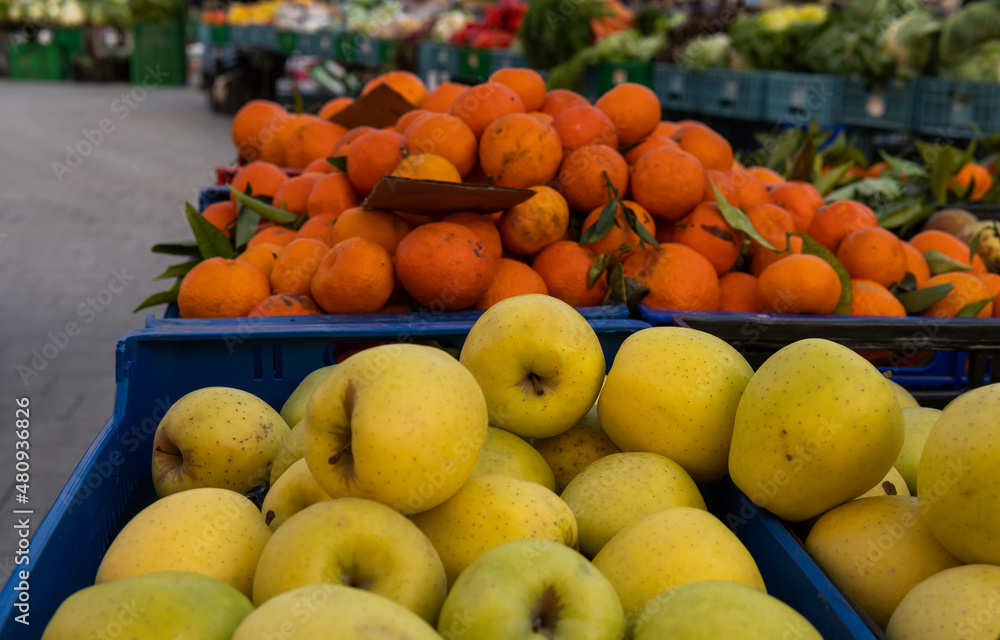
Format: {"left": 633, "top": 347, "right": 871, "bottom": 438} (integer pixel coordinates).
{"left": 895, "top": 284, "right": 953, "bottom": 315}
{"left": 711, "top": 179, "right": 775, "bottom": 252}
{"left": 327, "top": 156, "right": 348, "bottom": 172}
{"left": 617, "top": 138, "right": 647, "bottom": 156}
{"left": 929, "top": 146, "right": 960, "bottom": 204}
{"left": 602, "top": 263, "right": 649, "bottom": 311}
{"left": 957, "top": 297, "right": 994, "bottom": 318}
{"left": 151, "top": 240, "right": 200, "bottom": 256}
{"left": 234, "top": 208, "right": 261, "bottom": 250}
{"left": 228, "top": 186, "right": 301, "bottom": 226}
{"left": 786, "top": 134, "right": 815, "bottom": 183}
{"left": 153, "top": 261, "right": 197, "bottom": 281}
{"left": 969, "top": 224, "right": 989, "bottom": 263}
{"left": 587, "top": 252, "right": 613, "bottom": 288}
{"left": 790, "top": 231, "right": 853, "bottom": 315}
{"left": 814, "top": 161, "right": 854, "bottom": 196}
{"left": 133, "top": 279, "right": 181, "bottom": 313}
{"left": 924, "top": 249, "right": 973, "bottom": 275}
{"left": 185, "top": 203, "right": 234, "bottom": 260}
{"left": 621, "top": 203, "right": 658, "bottom": 247}
{"left": 878, "top": 150, "right": 926, "bottom": 181}
{"left": 580, "top": 198, "right": 620, "bottom": 245}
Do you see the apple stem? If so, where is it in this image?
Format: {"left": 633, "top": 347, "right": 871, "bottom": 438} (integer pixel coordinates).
{"left": 329, "top": 445, "right": 351, "bottom": 465}
{"left": 264, "top": 510, "right": 275, "bottom": 526}
{"left": 528, "top": 373, "right": 545, "bottom": 397}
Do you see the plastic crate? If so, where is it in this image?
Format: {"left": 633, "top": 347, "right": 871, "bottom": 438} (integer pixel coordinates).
{"left": 914, "top": 77, "right": 1000, "bottom": 138}
{"left": 652, "top": 63, "right": 699, "bottom": 114}
{"left": 8, "top": 42, "right": 66, "bottom": 80}
{"left": 698, "top": 69, "right": 766, "bottom": 120}
{"left": 261, "top": 29, "right": 296, "bottom": 54}
{"left": 52, "top": 27, "right": 84, "bottom": 58}
{"left": 355, "top": 36, "right": 380, "bottom": 67}
{"left": 417, "top": 41, "right": 460, "bottom": 80}
{"left": 457, "top": 47, "right": 491, "bottom": 82}
{"left": 842, "top": 79, "right": 916, "bottom": 131}
{"left": 762, "top": 71, "right": 845, "bottom": 126}
{"left": 248, "top": 25, "right": 267, "bottom": 47}
{"left": 335, "top": 32, "right": 358, "bottom": 63}
{"left": 296, "top": 31, "right": 337, "bottom": 57}
{"left": 586, "top": 61, "right": 652, "bottom": 98}
{"left": 378, "top": 39, "right": 397, "bottom": 67}
{"left": 131, "top": 21, "right": 186, "bottom": 87}
{"left": 230, "top": 25, "right": 251, "bottom": 46}
{"left": 489, "top": 49, "right": 528, "bottom": 73}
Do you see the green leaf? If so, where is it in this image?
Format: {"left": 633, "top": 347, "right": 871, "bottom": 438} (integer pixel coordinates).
{"left": 602, "top": 263, "right": 650, "bottom": 311}
{"left": 711, "top": 179, "right": 776, "bottom": 251}
{"left": 580, "top": 200, "right": 621, "bottom": 245}
{"left": 228, "top": 186, "right": 301, "bottom": 226}
{"left": 153, "top": 261, "right": 197, "bottom": 281}
{"left": 587, "top": 252, "right": 613, "bottom": 289}
{"left": 792, "top": 232, "right": 853, "bottom": 315}
{"left": 930, "top": 147, "right": 959, "bottom": 204}
{"left": 327, "top": 156, "right": 348, "bottom": 172}
{"left": 151, "top": 241, "right": 200, "bottom": 256}
{"left": 617, "top": 138, "right": 648, "bottom": 156}
{"left": 234, "top": 208, "right": 262, "bottom": 251}
{"left": 957, "top": 297, "right": 994, "bottom": 318}
{"left": 815, "top": 161, "right": 855, "bottom": 196}
{"left": 970, "top": 224, "right": 987, "bottom": 263}
{"left": 787, "top": 135, "right": 816, "bottom": 182}
{"left": 958, "top": 139, "right": 978, "bottom": 168}
{"left": 763, "top": 129, "right": 804, "bottom": 171}
{"left": 889, "top": 272, "right": 918, "bottom": 295}
{"left": 896, "top": 284, "right": 953, "bottom": 315}
{"left": 878, "top": 150, "right": 927, "bottom": 180}
{"left": 621, "top": 202, "right": 658, "bottom": 247}
{"left": 185, "top": 203, "right": 235, "bottom": 260}
{"left": 879, "top": 202, "right": 934, "bottom": 230}
{"left": 924, "top": 249, "right": 974, "bottom": 275}
{"left": 132, "top": 280, "right": 181, "bottom": 313}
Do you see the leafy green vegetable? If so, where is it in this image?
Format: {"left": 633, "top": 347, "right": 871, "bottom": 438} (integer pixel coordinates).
{"left": 520, "top": 0, "right": 609, "bottom": 71}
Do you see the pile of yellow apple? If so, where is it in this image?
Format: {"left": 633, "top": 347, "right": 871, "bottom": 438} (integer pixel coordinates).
{"left": 41, "top": 295, "right": 1000, "bottom": 640}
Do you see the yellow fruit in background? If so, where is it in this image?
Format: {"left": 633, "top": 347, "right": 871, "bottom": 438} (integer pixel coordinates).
{"left": 855, "top": 466, "right": 910, "bottom": 500}
{"left": 730, "top": 339, "right": 904, "bottom": 522}
{"left": 471, "top": 426, "right": 556, "bottom": 491}
{"left": 269, "top": 417, "right": 305, "bottom": 486}
{"left": 887, "top": 564, "right": 1000, "bottom": 640}
{"left": 533, "top": 405, "right": 621, "bottom": 493}
{"left": 887, "top": 380, "right": 920, "bottom": 408}
{"left": 279, "top": 365, "right": 336, "bottom": 427}
{"left": 805, "top": 496, "right": 962, "bottom": 628}
{"left": 895, "top": 407, "right": 941, "bottom": 495}
{"left": 260, "top": 458, "right": 331, "bottom": 531}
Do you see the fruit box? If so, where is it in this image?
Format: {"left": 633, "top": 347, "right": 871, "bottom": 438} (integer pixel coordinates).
{"left": 697, "top": 69, "right": 766, "bottom": 121}
{"left": 914, "top": 77, "right": 1000, "bottom": 139}
{"left": 661, "top": 309, "right": 999, "bottom": 408}
{"left": 651, "top": 63, "right": 700, "bottom": 116}
{"left": 417, "top": 41, "right": 460, "bottom": 80}
{"left": 761, "top": 71, "right": 846, "bottom": 127}
{"left": 2, "top": 319, "right": 888, "bottom": 639}
{"left": 841, "top": 79, "right": 916, "bottom": 131}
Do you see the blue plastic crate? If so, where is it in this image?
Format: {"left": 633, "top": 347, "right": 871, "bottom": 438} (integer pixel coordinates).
{"left": 354, "top": 35, "right": 380, "bottom": 67}
{"left": 248, "top": 25, "right": 268, "bottom": 47}
{"left": 652, "top": 63, "right": 699, "bottom": 115}
{"left": 296, "top": 31, "right": 338, "bottom": 57}
{"left": 489, "top": 49, "right": 528, "bottom": 73}
{"left": 698, "top": 69, "right": 766, "bottom": 120}
{"left": 417, "top": 41, "right": 460, "bottom": 81}
{"left": 762, "top": 71, "right": 845, "bottom": 126}
{"left": 229, "top": 25, "right": 251, "bottom": 46}
{"left": 914, "top": 77, "right": 1000, "bottom": 139}
{"left": 842, "top": 79, "right": 916, "bottom": 131}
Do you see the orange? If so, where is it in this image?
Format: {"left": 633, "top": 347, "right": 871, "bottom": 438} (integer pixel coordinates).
{"left": 746, "top": 204, "right": 795, "bottom": 258}
{"left": 594, "top": 82, "right": 660, "bottom": 146}
{"left": 901, "top": 241, "right": 931, "bottom": 287}
{"left": 259, "top": 112, "right": 306, "bottom": 166}
{"left": 475, "top": 259, "right": 549, "bottom": 310}
{"left": 345, "top": 129, "right": 407, "bottom": 196}
{"left": 673, "top": 202, "right": 744, "bottom": 276}
{"left": 865, "top": 161, "right": 889, "bottom": 178}
{"left": 540, "top": 89, "right": 590, "bottom": 117}
{"left": 395, "top": 109, "right": 431, "bottom": 135}
{"left": 653, "top": 121, "right": 679, "bottom": 138}
{"left": 921, "top": 272, "right": 994, "bottom": 318}
{"left": 719, "top": 272, "right": 761, "bottom": 313}
{"left": 247, "top": 293, "right": 322, "bottom": 316}
{"left": 479, "top": 113, "right": 563, "bottom": 189}
{"left": 447, "top": 82, "right": 526, "bottom": 138}
{"left": 976, "top": 272, "right": 1000, "bottom": 317}
{"left": 361, "top": 71, "right": 428, "bottom": 107}
{"left": 391, "top": 153, "right": 462, "bottom": 183}
{"left": 849, "top": 280, "right": 906, "bottom": 317}
{"left": 284, "top": 119, "right": 348, "bottom": 170}
{"left": 202, "top": 201, "right": 238, "bottom": 238}
{"left": 836, "top": 227, "right": 907, "bottom": 288}
{"left": 305, "top": 172, "right": 359, "bottom": 218}
{"left": 532, "top": 240, "right": 608, "bottom": 307}
{"left": 557, "top": 145, "right": 629, "bottom": 213}
{"left": 177, "top": 257, "right": 271, "bottom": 318}
{"left": 622, "top": 242, "right": 720, "bottom": 311}
{"left": 296, "top": 213, "right": 339, "bottom": 245}
{"left": 310, "top": 237, "right": 395, "bottom": 314}
{"left": 551, "top": 105, "right": 618, "bottom": 152}
{"left": 405, "top": 113, "right": 478, "bottom": 178}
{"left": 498, "top": 186, "right": 570, "bottom": 256}
{"left": 758, "top": 254, "right": 842, "bottom": 315}
{"left": 318, "top": 97, "right": 353, "bottom": 120}
{"left": 421, "top": 82, "right": 468, "bottom": 113}
{"left": 581, "top": 199, "right": 656, "bottom": 259}
{"left": 806, "top": 200, "right": 878, "bottom": 253}
{"left": 303, "top": 158, "right": 339, "bottom": 174}
{"left": 767, "top": 181, "right": 824, "bottom": 232}
{"left": 326, "top": 207, "right": 413, "bottom": 256}
{"left": 237, "top": 242, "right": 282, "bottom": 279}
{"left": 232, "top": 100, "right": 286, "bottom": 162}
{"left": 529, "top": 111, "right": 554, "bottom": 123}
{"left": 747, "top": 166, "right": 785, "bottom": 185}
{"left": 272, "top": 174, "right": 321, "bottom": 216}
{"left": 949, "top": 163, "right": 993, "bottom": 201}
{"left": 269, "top": 238, "right": 329, "bottom": 296}
{"left": 442, "top": 212, "right": 503, "bottom": 261}
{"left": 230, "top": 161, "right": 288, "bottom": 207}
{"left": 247, "top": 225, "right": 296, "bottom": 249}
{"left": 909, "top": 229, "right": 986, "bottom": 273}
{"left": 750, "top": 234, "right": 804, "bottom": 278}
{"left": 624, "top": 135, "right": 678, "bottom": 165}
{"left": 727, "top": 169, "right": 771, "bottom": 209}
{"left": 332, "top": 126, "right": 377, "bottom": 157}
{"left": 395, "top": 222, "right": 497, "bottom": 310}
{"left": 670, "top": 123, "right": 734, "bottom": 172}
{"left": 630, "top": 146, "right": 705, "bottom": 221}
{"left": 489, "top": 68, "right": 547, "bottom": 112}
{"left": 702, "top": 169, "right": 740, "bottom": 206}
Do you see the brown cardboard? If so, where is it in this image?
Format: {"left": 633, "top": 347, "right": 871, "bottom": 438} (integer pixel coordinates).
{"left": 363, "top": 176, "right": 535, "bottom": 216}
{"left": 329, "top": 83, "right": 416, "bottom": 129}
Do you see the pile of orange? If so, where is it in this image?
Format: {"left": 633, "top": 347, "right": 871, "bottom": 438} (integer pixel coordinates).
{"left": 178, "top": 69, "right": 997, "bottom": 320}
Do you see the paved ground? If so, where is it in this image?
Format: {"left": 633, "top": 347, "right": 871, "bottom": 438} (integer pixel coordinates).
{"left": 0, "top": 81, "right": 232, "bottom": 581}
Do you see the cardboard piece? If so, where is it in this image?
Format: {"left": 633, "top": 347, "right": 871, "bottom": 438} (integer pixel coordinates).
{"left": 363, "top": 176, "right": 536, "bottom": 216}
{"left": 329, "top": 83, "right": 416, "bottom": 130}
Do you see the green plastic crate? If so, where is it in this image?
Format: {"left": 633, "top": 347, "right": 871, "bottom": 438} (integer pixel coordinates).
{"left": 336, "top": 32, "right": 357, "bottom": 63}
{"left": 583, "top": 61, "right": 652, "bottom": 102}
{"left": 379, "top": 39, "right": 397, "bottom": 67}
{"left": 458, "top": 47, "right": 491, "bottom": 82}
{"left": 199, "top": 23, "right": 229, "bottom": 45}
{"left": 356, "top": 36, "right": 379, "bottom": 66}
{"left": 131, "top": 21, "right": 186, "bottom": 86}
{"left": 8, "top": 42, "right": 66, "bottom": 80}
{"left": 52, "top": 27, "right": 84, "bottom": 58}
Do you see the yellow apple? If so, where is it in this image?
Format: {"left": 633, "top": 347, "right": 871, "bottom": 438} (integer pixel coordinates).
{"left": 895, "top": 407, "right": 940, "bottom": 495}
{"left": 269, "top": 416, "right": 305, "bottom": 486}
{"left": 534, "top": 405, "right": 620, "bottom": 493}
{"left": 887, "top": 564, "right": 1000, "bottom": 640}
{"left": 280, "top": 364, "right": 336, "bottom": 426}
{"left": 472, "top": 426, "right": 556, "bottom": 490}
{"left": 855, "top": 466, "right": 910, "bottom": 500}
{"left": 459, "top": 294, "right": 605, "bottom": 438}
{"left": 304, "top": 343, "right": 487, "bottom": 515}
{"left": 260, "top": 458, "right": 331, "bottom": 531}
{"left": 887, "top": 380, "right": 919, "bottom": 408}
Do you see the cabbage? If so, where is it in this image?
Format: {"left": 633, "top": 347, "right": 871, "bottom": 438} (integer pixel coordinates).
{"left": 882, "top": 11, "right": 939, "bottom": 79}
{"left": 678, "top": 33, "right": 731, "bottom": 70}
{"left": 941, "top": 40, "right": 1000, "bottom": 83}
